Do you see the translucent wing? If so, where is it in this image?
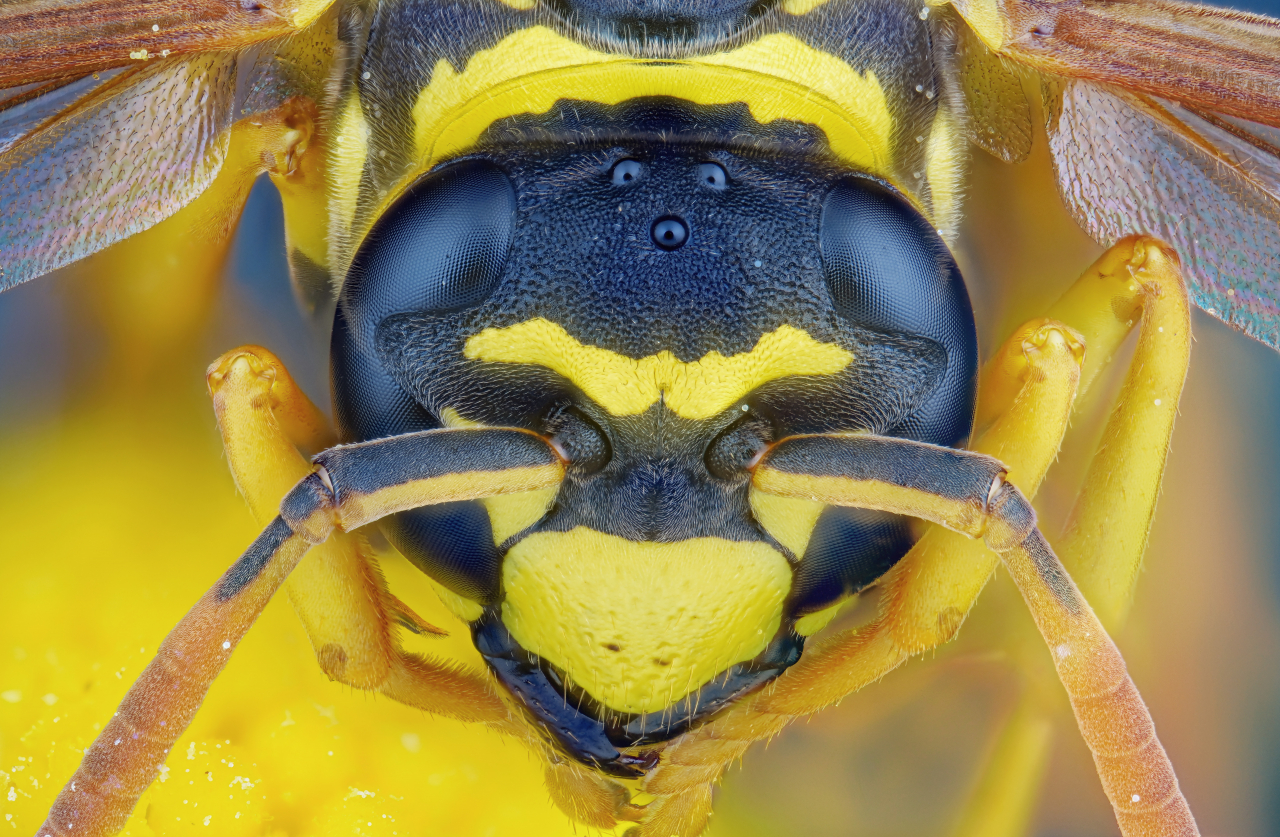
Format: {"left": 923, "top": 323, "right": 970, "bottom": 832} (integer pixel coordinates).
{"left": 0, "top": 0, "right": 336, "bottom": 88}
{"left": 944, "top": 0, "right": 1280, "bottom": 347}
{"left": 0, "top": 70, "right": 132, "bottom": 155}
{"left": 1045, "top": 80, "right": 1280, "bottom": 348}
{"left": 947, "top": 0, "right": 1280, "bottom": 128}
{"left": 0, "top": 55, "right": 238, "bottom": 289}
{"left": 0, "top": 10, "right": 338, "bottom": 290}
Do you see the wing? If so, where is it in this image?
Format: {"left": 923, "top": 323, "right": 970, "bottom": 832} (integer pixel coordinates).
{"left": 1045, "top": 81, "right": 1280, "bottom": 347}
{"left": 946, "top": 0, "right": 1280, "bottom": 128}
{"left": 0, "top": 57, "right": 237, "bottom": 289}
{"left": 0, "top": 10, "right": 338, "bottom": 290}
{"left": 944, "top": 0, "right": 1280, "bottom": 349}
{"left": 0, "top": 0, "right": 337, "bottom": 88}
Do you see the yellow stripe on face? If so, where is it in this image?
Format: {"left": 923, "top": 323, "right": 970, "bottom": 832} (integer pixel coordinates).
{"left": 501, "top": 527, "right": 792, "bottom": 714}
{"left": 410, "top": 26, "right": 894, "bottom": 177}
{"left": 464, "top": 318, "right": 853, "bottom": 419}
{"left": 438, "top": 407, "right": 558, "bottom": 544}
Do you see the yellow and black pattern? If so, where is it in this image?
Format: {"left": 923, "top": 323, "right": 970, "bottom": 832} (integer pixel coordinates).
{"left": 324, "top": 0, "right": 979, "bottom": 769}
{"left": 327, "top": 0, "right": 966, "bottom": 274}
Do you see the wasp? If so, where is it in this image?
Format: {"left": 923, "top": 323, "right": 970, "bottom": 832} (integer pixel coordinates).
{"left": 2, "top": 0, "right": 1279, "bottom": 833}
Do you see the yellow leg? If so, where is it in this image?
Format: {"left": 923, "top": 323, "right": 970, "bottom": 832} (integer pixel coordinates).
{"left": 206, "top": 345, "right": 509, "bottom": 724}
{"left": 543, "top": 761, "right": 631, "bottom": 829}
{"left": 950, "top": 690, "right": 1055, "bottom": 837}
{"left": 1055, "top": 239, "right": 1191, "bottom": 628}
{"left": 269, "top": 96, "right": 337, "bottom": 314}
{"left": 66, "top": 97, "right": 319, "bottom": 395}
{"left": 949, "top": 237, "right": 1190, "bottom": 833}
{"left": 750, "top": 432, "right": 1198, "bottom": 836}
{"left": 39, "top": 523, "right": 314, "bottom": 837}
{"left": 39, "top": 407, "right": 567, "bottom": 837}
{"left": 208, "top": 348, "right": 640, "bottom": 827}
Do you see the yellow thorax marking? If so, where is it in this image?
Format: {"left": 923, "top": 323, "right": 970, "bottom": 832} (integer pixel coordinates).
{"left": 410, "top": 26, "right": 894, "bottom": 178}
{"left": 464, "top": 319, "right": 853, "bottom": 420}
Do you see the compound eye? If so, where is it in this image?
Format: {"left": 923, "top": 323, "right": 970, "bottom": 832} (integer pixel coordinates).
{"left": 819, "top": 179, "right": 955, "bottom": 335}
{"left": 345, "top": 159, "right": 516, "bottom": 329}
{"left": 697, "top": 161, "right": 727, "bottom": 190}
{"left": 611, "top": 158, "right": 644, "bottom": 186}
{"left": 334, "top": 158, "right": 516, "bottom": 443}
{"left": 819, "top": 178, "right": 977, "bottom": 447}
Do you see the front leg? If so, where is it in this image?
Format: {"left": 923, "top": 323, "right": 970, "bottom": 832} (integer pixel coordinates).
{"left": 1053, "top": 238, "right": 1191, "bottom": 628}
{"left": 754, "top": 433, "right": 1198, "bottom": 837}
{"left": 639, "top": 317, "right": 1087, "bottom": 818}
{"left": 208, "top": 346, "right": 507, "bottom": 721}
{"left": 38, "top": 425, "right": 564, "bottom": 837}
{"left": 638, "top": 237, "right": 1189, "bottom": 835}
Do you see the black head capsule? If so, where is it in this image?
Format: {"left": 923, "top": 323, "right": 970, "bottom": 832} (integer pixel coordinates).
{"left": 651, "top": 215, "right": 689, "bottom": 250}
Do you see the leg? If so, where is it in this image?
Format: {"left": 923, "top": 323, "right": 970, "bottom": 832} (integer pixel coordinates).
{"left": 38, "top": 518, "right": 315, "bottom": 837}
{"left": 638, "top": 318, "right": 1086, "bottom": 822}
{"left": 752, "top": 433, "right": 1198, "bottom": 836}
{"left": 211, "top": 353, "right": 640, "bottom": 824}
{"left": 208, "top": 346, "right": 518, "bottom": 719}
{"left": 637, "top": 237, "right": 1186, "bottom": 834}
{"left": 66, "top": 99, "right": 319, "bottom": 396}
{"left": 39, "top": 424, "right": 563, "bottom": 837}
{"left": 269, "top": 97, "right": 338, "bottom": 314}
{"left": 543, "top": 760, "right": 632, "bottom": 829}
{"left": 950, "top": 235, "right": 1191, "bottom": 833}
{"left": 946, "top": 237, "right": 1189, "bottom": 835}
{"left": 1054, "top": 239, "right": 1191, "bottom": 628}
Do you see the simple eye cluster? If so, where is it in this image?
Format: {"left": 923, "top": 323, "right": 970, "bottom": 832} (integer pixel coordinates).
{"left": 609, "top": 158, "right": 728, "bottom": 251}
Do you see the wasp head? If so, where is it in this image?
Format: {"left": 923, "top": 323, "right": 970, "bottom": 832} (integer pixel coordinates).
{"left": 330, "top": 101, "right": 977, "bottom": 773}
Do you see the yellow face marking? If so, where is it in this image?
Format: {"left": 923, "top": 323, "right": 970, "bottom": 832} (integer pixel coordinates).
{"left": 794, "top": 595, "right": 855, "bottom": 636}
{"left": 483, "top": 487, "right": 557, "bottom": 544}
{"left": 424, "top": 575, "right": 486, "bottom": 623}
{"left": 465, "top": 319, "right": 853, "bottom": 420}
{"left": 781, "top": 0, "right": 833, "bottom": 13}
{"left": 439, "top": 406, "right": 484, "bottom": 429}
{"left": 501, "top": 527, "right": 792, "bottom": 714}
{"left": 410, "top": 27, "right": 894, "bottom": 177}
{"left": 438, "top": 407, "right": 558, "bottom": 544}
{"left": 749, "top": 489, "right": 826, "bottom": 557}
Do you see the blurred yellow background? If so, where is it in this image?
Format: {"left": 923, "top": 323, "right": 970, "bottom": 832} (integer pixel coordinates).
{"left": 3, "top": 45, "right": 1280, "bottom": 837}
